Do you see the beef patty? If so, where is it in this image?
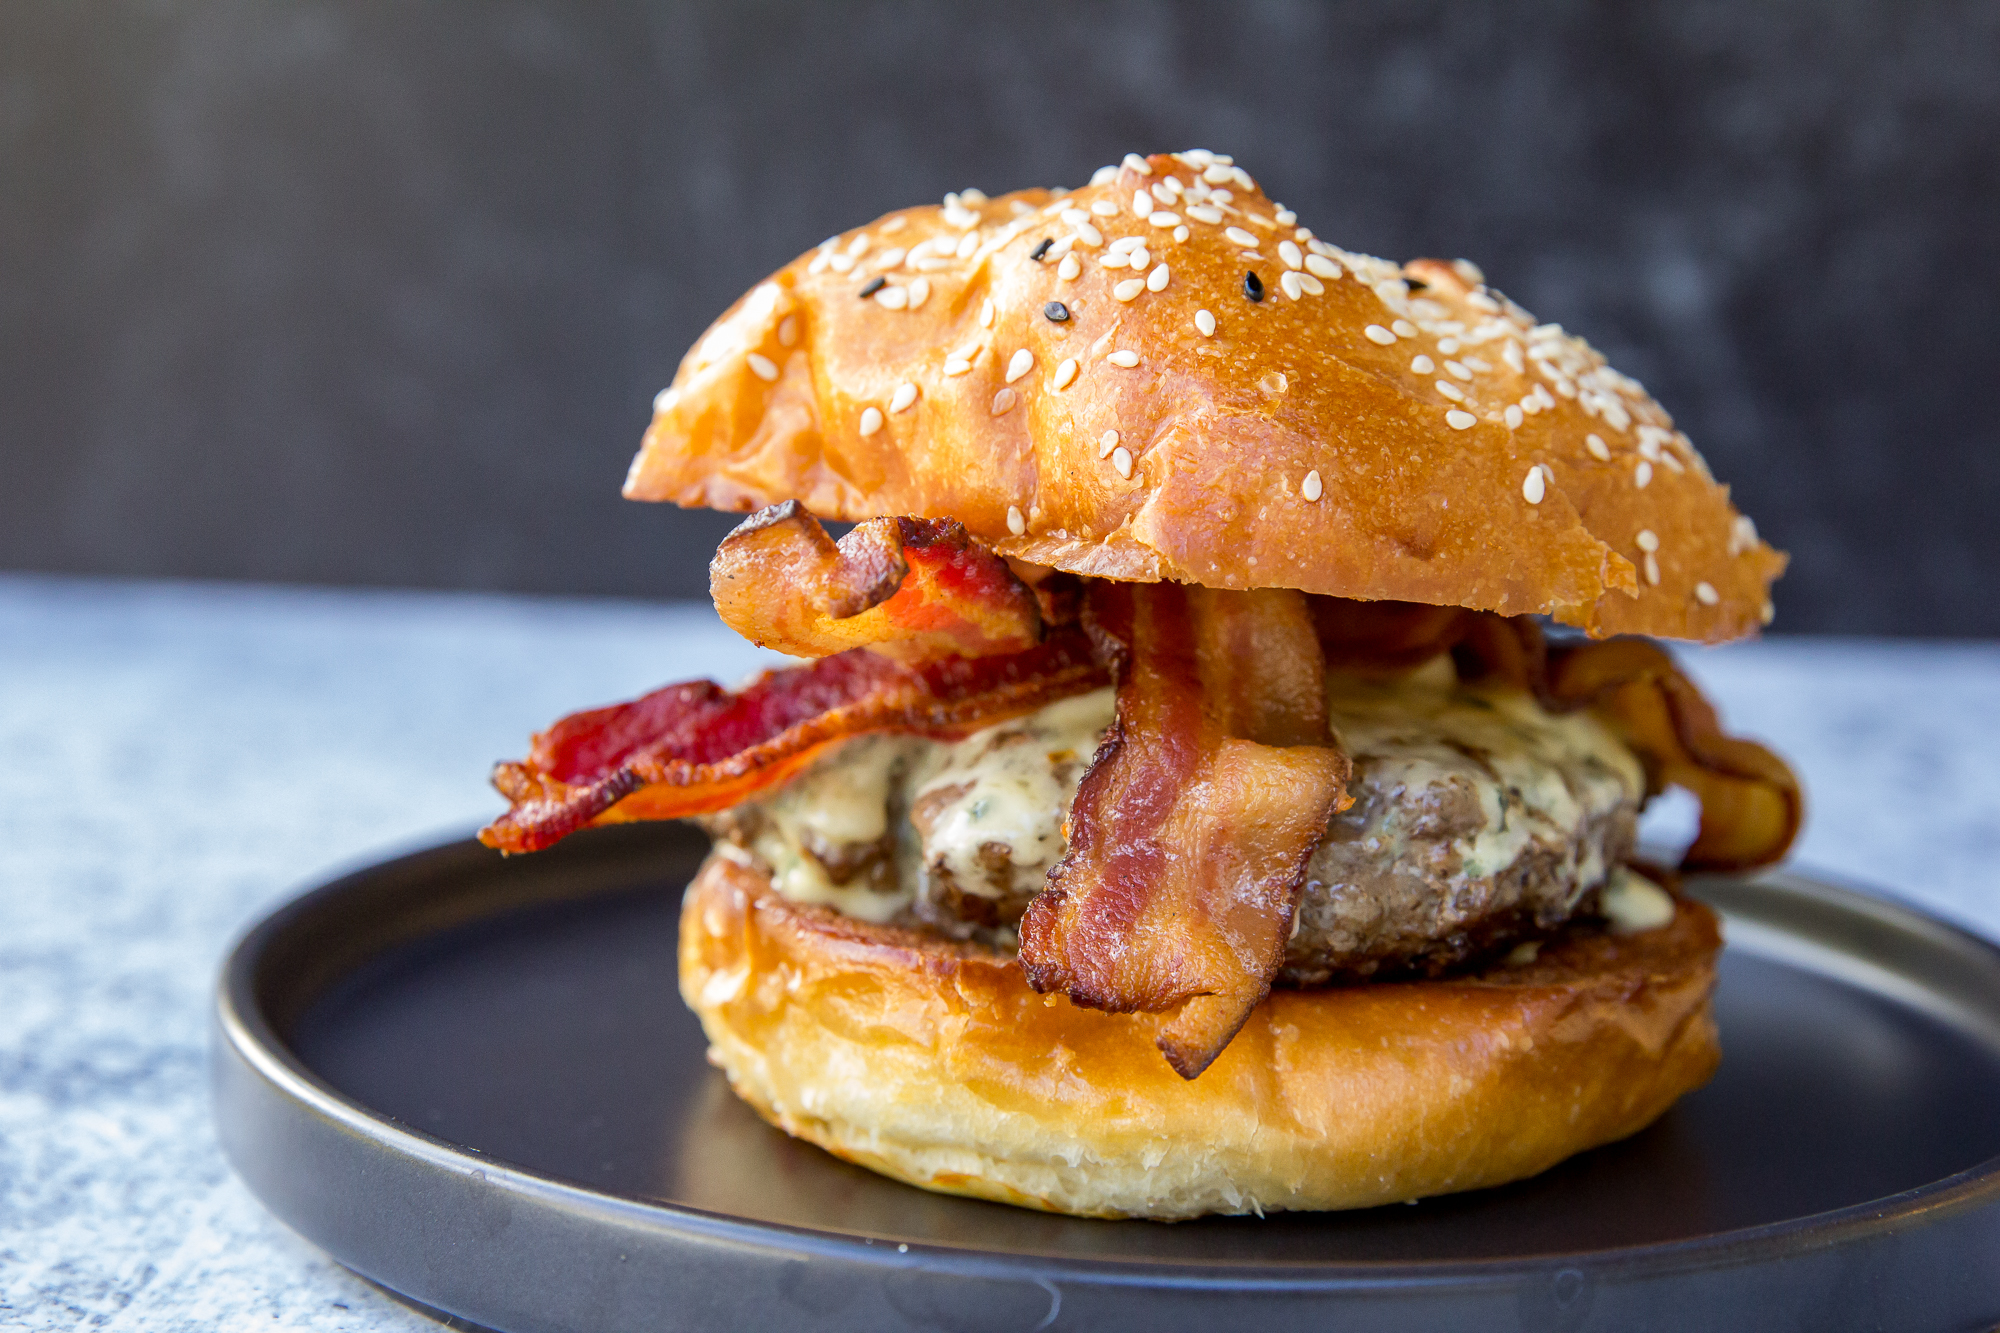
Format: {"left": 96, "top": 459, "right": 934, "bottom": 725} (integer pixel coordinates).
{"left": 704, "top": 658, "right": 1646, "bottom": 978}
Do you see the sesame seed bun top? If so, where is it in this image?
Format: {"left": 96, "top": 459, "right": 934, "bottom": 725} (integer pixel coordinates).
{"left": 626, "top": 151, "right": 1784, "bottom": 642}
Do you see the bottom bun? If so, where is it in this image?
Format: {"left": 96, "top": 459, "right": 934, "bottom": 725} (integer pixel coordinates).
{"left": 680, "top": 851, "right": 1722, "bottom": 1220}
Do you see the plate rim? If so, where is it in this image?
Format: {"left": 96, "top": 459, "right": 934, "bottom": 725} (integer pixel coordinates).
{"left": 213, "top": 826, "right": 2000, "bottom": 1292}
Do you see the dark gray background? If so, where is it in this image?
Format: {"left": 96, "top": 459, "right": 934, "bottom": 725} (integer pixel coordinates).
{"left": 4, "top": 1, "right": 1996, "bottom": 634}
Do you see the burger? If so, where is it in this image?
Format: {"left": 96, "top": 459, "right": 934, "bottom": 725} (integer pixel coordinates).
{"left": 481, "top": 151, "right": 1801, "bottom": 1220}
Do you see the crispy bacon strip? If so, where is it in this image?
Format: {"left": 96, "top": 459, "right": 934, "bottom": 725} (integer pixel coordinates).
{"left": 1312, "top": 596, "right": 1799, "bottom": 871}
{"left": 479, "top": 628, "right": 1105, "bottom": 854}
{"left": 1018, "top": 584, "right": 1353, "bottom": 1080}
{"left": 709, "top": 501, "right": 1042, "bottom": 663}
{"left": 1546, "top": 638, "right": 1802, "bottom": 871}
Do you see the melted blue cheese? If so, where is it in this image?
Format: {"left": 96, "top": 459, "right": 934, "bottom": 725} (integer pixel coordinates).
{"left": 1322, "top": 658, "right": 1644, "bottom": 893}
{"left": 905, "top": 688, "right": 1116, "bottom": 900}
{"left": 738, "top": 665, "right": 1640, "bottom": 925}
{"left": 743, "top": 734, "right": 914, "bottom": 922}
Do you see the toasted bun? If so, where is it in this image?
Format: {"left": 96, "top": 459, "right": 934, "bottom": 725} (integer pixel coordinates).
{"left": 629, "top": 151, "right": 1783, "bottom": 641}
{"left": 681, "top": 851, "right": 1722, "bottom": 1220}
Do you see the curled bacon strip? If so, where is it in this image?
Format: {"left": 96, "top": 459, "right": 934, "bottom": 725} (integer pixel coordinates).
{"left": 1312, "top": 597, "right": 1800, "bottom": 871}
{"left": 1019, "top": 584, "right": 1353, "bottom": 1080}
{"left": 709, "top": 501, "right": 1042, "bottom": 663}
{"left": 479, "top": 628, "right": 1105, "bottom": 854}
{"left": 1545, "top": 638, "right": 1802, "bottom": 872}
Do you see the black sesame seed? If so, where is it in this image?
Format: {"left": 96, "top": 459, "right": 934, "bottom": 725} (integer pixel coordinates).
{"left": 1029, "top": 237, "right": 1054, "bottom": 262}
{"left": 1405, "top": 276, "right": 1429, "bottom": 291}
{"left": 1243, "top": 271, "right": 1264, "bottom": 302}
{"left": 1043, "top": 301, "right": 1070, "bottom": 322}
{"left": 858, "top": 276, "right": 886, "bottom": 298}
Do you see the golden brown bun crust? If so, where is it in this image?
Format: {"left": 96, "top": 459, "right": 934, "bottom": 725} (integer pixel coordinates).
{"left": 629, "top": 153, "right": 1783, "bottom": 641}
{"left": 681, "top": 852, "right": 1722, "bottom": 1220}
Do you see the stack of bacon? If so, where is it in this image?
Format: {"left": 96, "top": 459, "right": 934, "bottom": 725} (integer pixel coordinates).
{"left": 483, "top": 504, "right": 1800, "bottom": 1078}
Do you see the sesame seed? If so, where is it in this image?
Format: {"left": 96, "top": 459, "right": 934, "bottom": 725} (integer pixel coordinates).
{"left": 1522, "top": 468, "right": 1545, "bottom": 504}
{"left": 1364, "top": 324, "right": 1397, "bottom": 345}
{"left": 1502, "top": 341, "right": 1524, "bottom": 373}
{"left": 1122, "top": 152, "right": 1152, "bottom": 175}
{"left": 1173, "top": 225, "right": 1190, "bottom": 243}
{"left": 1061, "top": 207, "right": 1089, "bottom": 227}
{"left": 890, "top": 383, "right": 918, "bottom": 413}
{"left": 1278, "top": 240, "right": 1303, "bottom": 270}
{"left": 1294, "top": 226, "right": 1313, "bottom": 242}
{"left": 1058, "top": 253, "right": 1081, "bottom": 280}
{"left": 954, "top": 233, "right": 979, "bottom": 259}
{"left": 1072, "top": 222, "right": 1104, "bottom": 247}
{"left": 1305, "top": 254, "right": 1341, "bottom": 280}
{"left": 1149, "top": 211, "right": 1180, "bottom": 228}
{"left": 1392, "top": 319, "right": 1418, "bottom": 339}
{"left": 1636, "top": 529, "right": 1659, "bottom": 552}
{"left": 1644, "top": 553, "right": 1661, "bottom": 586}
{"left": 1585, "top": 433, "right": 1610, "bottom": 461}
{"left": 1154, "top": 175, "right": 1182, "bottom": 197}
{"left": 1107, "top": 349, "right": 1141, "bottom": 367}
{"left": 1100, "top": 252, "right": 1130, "bottom": 270}
{"left": 1053, "top": 357, "right": 1079, "bottom": 390}
{"left": 1186, "top": 204, "right": 1225, "bottom": 225}
{"left": 1006, "top": 349, "right": 1035, "bottom": 383}
{"left": 1504, "top": 404, "right": 1524, "bottom": 429}
{"left": 1411, "top": 355, "right": 1435, "bottom": 374}
{"left": 980, "top": 298, "right": 995, "bottom": 328}
{"left": 1132, "top": 190, "right": 1152, "bottom": 215}
{"left": 1446, "top": 409, "right": 1476, "bottom": 430}
{"left": 874, "top": 246, "right": 907, "bottom": 270}
{"left": 1520, "top": 395, "right": 1541, "bottom": 417}
{"left": 846, "top": 234, "right": 870, "bottom": 257}
{"left": 1277, "top": 209, "right": 1298, "bottom": 226}
{"left": 944, "top": 357, "right": 973, "bottom": 376}
{"left": 1225, "top": 226, "right": 1260, "bottom": 248}
{"left": 827, "top": 252, "right": 855, "bottom": 273}
{"left": 777, "top": 316, "right": 798, "bottom": 347}
{"left": 1129, "top": 245, "right": 1150, "bottom": 269}
{"left": 1238, "top": 250, "right": 1264, "bottom": 263}
{"left": 859, "top": 276, "right": 886, "bottom": 299}
{"left": 1044, "top": 301, "right": 1070, "bottom": 322}
{"left": 1112, "top": 446, "right": 1134, "bottom": 478}
{"left": 1243, "top": 272, "right": 1264, "bottom": 302}
{"left": 1029, "top": 237, "right": 1054, "bottom": 262}
{"left": 1436, "top": 337, "right": 1459, "bottom": 354}
{"left": 858, "top": 406, "right": 884, "bottom": 437}
{"left": 1114, "top": 278, "right": 1145, "bottom": 302}
{"left": 652, "top": 387, "right": 677, "bottom": 414}
{"left": 1148, "top": 263, "right": 1169, "bottom": 292}
{"left": 1280, "top": 271, "right": 1304, "bottom": 300}
{"left": 1434, "top": 380, "right": 1465, "bottom": 402}
{"left": 1007, "top": 504, "right": 1027, "bottom": 535}
{"left": 1195, "top": 308, "right": 1217, "bottom": 337}
{"left": 1695, "top": 581, "right": 1720, "bottom": 606}
{"left": 1298, "top": 273, "right": 1324, "bottom": 295}
{"left": 1634, "top": 460, "right": 1654, "bottom": 488}
{"left": 746, "top": 353, "right": 779, "bottom": 382}
{"left": 992, "top": 387, "right": 1017, "bottom": 415}
{"left": 1090, "top": 199, "right": 1118, "bottom": 217}
{"left": 1204, "top": 164, "right": 1234, "bottom": 185}
{"left": 1467, "top": 292, "right": 1502, "bottom": 314}
{"left": 1099, "top": 429, "right": 1120, "bottom": 458}
{"left": 875, "top": 285, "right": 908, "bottom": 310}
{"left": 1110, "top": 235, "right": 1144, "bottom": 253}
{"left": 1302, "top": 469, "right": 1323, "bottom": 501}
{"left": 907, "top": 277, "right": 930, "bottom": 309}
{"left": 1444, "top": 360, "right": 1472, "bottom": 381}
{"left": 1091, "top": 165, "right": 1118, "bottom": 185}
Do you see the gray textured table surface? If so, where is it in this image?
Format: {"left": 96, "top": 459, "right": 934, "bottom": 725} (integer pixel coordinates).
{"left": 3, "top": 574, "right": 1996, "bottom": 1331}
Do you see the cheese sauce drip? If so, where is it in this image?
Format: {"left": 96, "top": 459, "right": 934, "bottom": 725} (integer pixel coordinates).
{"left": 723, "top": 664, "right": 1645, "bottom": 952}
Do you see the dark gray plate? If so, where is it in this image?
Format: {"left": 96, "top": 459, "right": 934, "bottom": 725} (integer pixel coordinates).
{"left": 213, "top": 822, "right": 2000, "bottom": 1332}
